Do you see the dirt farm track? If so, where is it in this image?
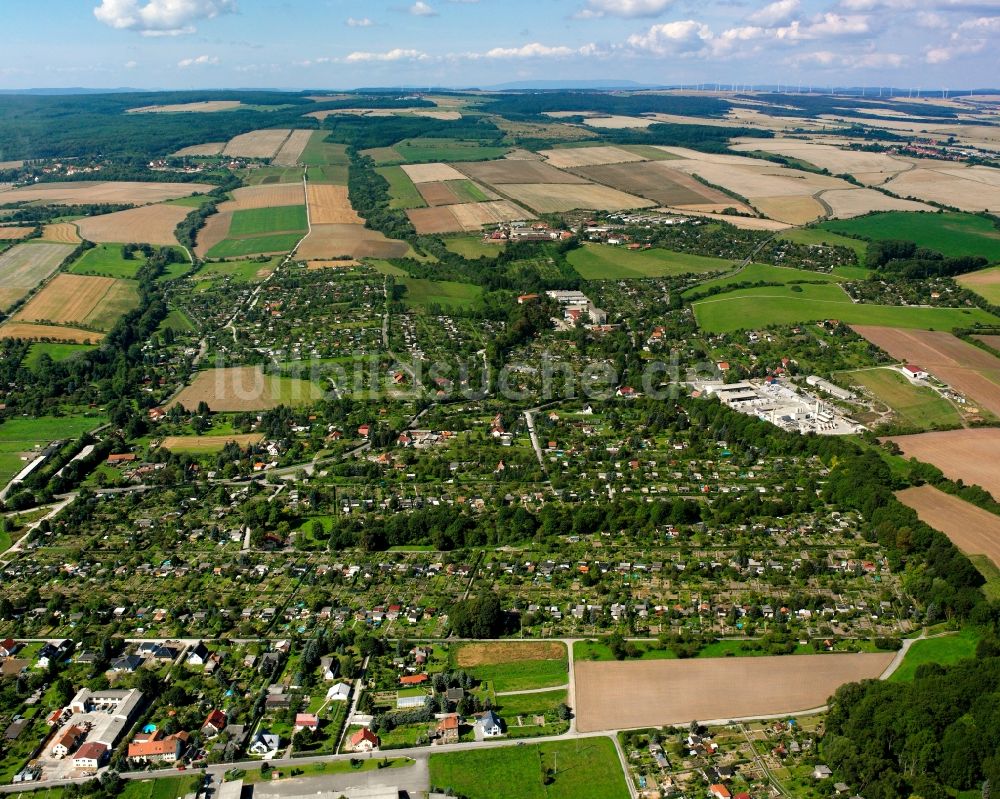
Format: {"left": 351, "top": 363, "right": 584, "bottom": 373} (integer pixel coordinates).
{"left": 574, "top": 653, "right": 893, "bottom": 732}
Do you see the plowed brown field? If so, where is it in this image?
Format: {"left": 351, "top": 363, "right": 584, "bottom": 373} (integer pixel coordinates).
{"left": 885, "top": 428, "right": 1000, "bottom": 498}
{"left": 898, "top": 485, "right": 1000, "bottom": 567}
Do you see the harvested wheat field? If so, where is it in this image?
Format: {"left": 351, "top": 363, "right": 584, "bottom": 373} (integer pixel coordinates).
{"left": 172, "top": 366, "right": 326, "bottom": 411}
{"left": 501, "top": 183, "right": 655, "bottom": 214}
{"left": 0, "top": 242, "right": 76, "bottom": 311}
{"left": 228, "top": 183, "right": 305, "bottom": 210}
{"left": 307, "top": 184, "right": 362, "bottom": 224}
{"left": 400, "top": 163, "right": 468, "bottom": 183}
{"left": 883, "top": 167, "right": 1000, "bottom": 213}
{"left": 573, "top": 161, "right": 736, "bottom": 208}
{"left": 885, "top": 429, "right": 1000, "bottom": 499}
{"left": 273, "top": 129, "right": 313, "bottom": 167}
{"left": 456, "top": 160, "right": 587, "bottom": 185}
{"left": 583, "top": 115, "right": 656, "bottom": 129}
{"left": 574, "top": 653, "right": 894, "bottom": 732}
{"left": 172, "top": 142, "right": 225, "bottom": 157}
{"left": 729, "top": 138, "right": 912, "bottom": 181}
{"left": 0, "top": 227, "right": 35, "bottom": 240}
{"left": 223, "top": 129, "right": 292, "bottom": 159}
{"left": 129, "top": 100, "right": 244, "bottom": 113}
{"left": 161, "top": 433, "right": 265, "bottom": 452}
{"left": 0, "top": 322, "right": 104, "bottom": 343}
{"left": 407, "top": 201, "right": 534, "bottom": 234}
{"left": 456, "top": 641, "right": 566, "bottom": 668}
{"left": 77, "top": 204, "right": 190, "bottom": 246}
{"left": 296, "top": 224, "right": 409, "bottom": 260}
{"left": 13, "top": 273, "right": 137, "bottom": 330}
{"left": 4, "top": 181, "right": 212, "bottom": 205}
{"left": 753, "top": 196, "right": 826, "bottom": 225}
{"left": 852, "top": 326, "right": 1000, "bottom": 416}
{"left": 656, "top": 209, "right": 792, "bottom": 230}
{"left": 818, "top": 188, "right": 930, "bottom": 218}
{"left": 898, "top": 485, "right": 1000, "bottom": 568}
{"left": 40, "top": 223, "right": 81, "bottom": 243}
{"left": 540, "top": 145, "right": 646, "bottom": 169}
{"left": 195, "top": 211, "right": 233, "bottom": 258}
{"left": 306, "top": 260, "right": 360, "bottom": 270}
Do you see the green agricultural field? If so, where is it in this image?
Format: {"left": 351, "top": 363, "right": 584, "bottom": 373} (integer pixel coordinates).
{"left": 684, "top": 262, "right": 845, "bottom": 298}
{"left": 392, "top": 138, "right": 508, "bottom": 164}
{"left": 779, "top": 227, "right": 868, "bottom": 263}
{"left": 397, "top": 277, "right": 482, "bottom": 310}
{"left": 429, "top": 739, "right": 630, "bottom": 799}
{"left": 845, "top": 367, "right": 962, "bottom": 429}
{"left": 820, "top": 211, "right": 1000, "bottom": 262}
{"left": 376, "top": 165, "right": 426, "bottom": 209}
{"left": 957, "top": 265, "right": 1000, "bottom": 305}
{"left": 831, "top": 265, "right": 873, "bottom": 280}
{"left": 24, "top": 342, "right": 96, "bottom": 369}
{"left": 969, "top": 555, "right": 1000, "bottom": 601}
{"left": 492, "top": 689, "right": 567, "bottom": 717}
{"left": 692, "top": 282, "right": 999, "bottom": 333}
{"left": 241, "top": 166, "right": 302, "bottom": 186}
{"left": 569, "top": 243, "right": 733, "bottom": 279}
{"left": 121, "top": 777, "right": 202, "bottom": 799}
{"left": 447, "top": 179, "right": 490, "bottom": 203}
{"left": 445, "top": 236, "right": 501, "bottom": 259}
{"left": 889, "top": 628, "right": 980, "bottom": 682}
{"left": 468, "top": 659, "right": 567, "bottom": 692}
{"left": 207, "top": 233, "right": 303, "bottom": 259}
{"left": 300, "top": 132, "right": 350, "bottom": 168}
{"left": 619, "top": 144, "right": 684, "bottom": 160}
{"left": 69, "top": 244, "right": 143, "bottom": 279}
{"left": 228, "top": 205, "right": 307, "bottom": 237}
{"left": 361, "top": 146, "right": 405, "bottom": 165}
{"left": 0, "top": 415, "right": 104, "bottom": 486}
{"left": 159, "top": 308, "right": 195, "bottom": 333}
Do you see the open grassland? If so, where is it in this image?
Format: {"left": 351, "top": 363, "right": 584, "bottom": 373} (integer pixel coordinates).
{"left": 307, "top": 184, "right": 362, "bottom": 224}
{"left": 897, "top": 485, "right": 1000, "bottom": 570}
{"left": 376, "top": 166, "right": 426, "bottom": 209}
{"left": 12, "top": 273, "right": 138, "bottom": 331}
{"left": 161, "top": 434, "right": 265, "bottom": 452}
{"left": 24, "top": 342, "right": 96, "bottom": 368}
{"left": 958, "top": 265, "right": 1000, "bottom": 304}
{"left": 228, "top": 183, "right": 304, "bottom": 210}
{"left": 407, "top": 201, "right": 533, "bottom": 235}
{"left": 779, "top": 227, "right": 868, "bottom": 263}
{"left": 887, "top": 628, "right": 980, "bottom": 682}
{"left": 853, "top": 326, "right": 1000, "bottom": 417}
{"left": 429, "top": 739, "right": 629, "bottom": 799}
{"left": 300, "top": 132, "right": 350, "bottom": 170}
{"left": 272, "top": 129, "right": 313, "bottom": 166}
{"left": 821, "top": 211, "right": 1000, "bottom": 261}
{"left": 0, "top": 415, "right": 105, "bottom": 487}
{"left": 68, "top": 243, "right": 144, "bottom": 279}
{"left": 454, "top": 642, "right": 567, "bottom": 692}
{"left": 569, "top": 243, "right": 732, "bottom": 279}
{"left": 172, "top": 367, "right": 326, "bottom": 412}
{"left": 297, "top": 224, "right": 410, "bottom": 260}
{"left": 885, "top": 428, "right": 1000, "bottom": 498}
{"left": 40, "top": 223, "right": 81, "bottom": 243}
{"left": 397, "top": 276, "right": 482, "bottom": 310}
{"left": 391, "top": 138, "right": 507, "bottom": 164}
{"left": 540, "top": 145, "right": 646, "bottom": 169}
{"left": 693, "top": 283, "right": 997, "bottom": 333}
{"left": 196, "top": 258, "right": 279, "bottom": 284}
{"left": 120, "top": 777, "right": 202, "bottom": 799}
{"left": 0, "top": 322, "right": 104, "bottom": 343}
{"left": 2, "top": 181, "right": 212, "bottom": 205}
{"left": 456, "top": 641, "right": 566, "bottom": 668}
{"left": 444, "top": 236, "right": 501, "bottom": 259}
{"left": 77, "top": 204, "right": 190, "bottom": 246}
{"left": 685, "top": 262, "right": 845, "bottom": 298}
{"left": 222, "top": 129, "right": 292, "bottom": 159}
{"left": 242, "top": 166, "right": 304, "bottom": 186}
{"left": 0, "top": 242, "right": 75, "bottom": 311}
{"left": 575, "top": 653, "right": 893, "bottom": 732}
{"left": 846, "top": 367, "right": 962, "bottom": 429}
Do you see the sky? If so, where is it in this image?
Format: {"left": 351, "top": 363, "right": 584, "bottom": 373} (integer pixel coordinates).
{"left": 0, "top": 0, "right": 998, "bottom": 90}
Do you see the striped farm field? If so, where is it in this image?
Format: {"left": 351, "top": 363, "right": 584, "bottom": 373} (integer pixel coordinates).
{"left": 0, "top": 242, "right": 76, "bottom": 311}
{"left": 40, "top": 223, "right": 82, "bottom": 243}
{"left": 222, "top": 129, "right": 292, "bottom": 159}
{"left": 77, "top": 204, "right": 190, "bottom": 246}
{"left": 12, "top": 273, "right": 138, "bottom": 330}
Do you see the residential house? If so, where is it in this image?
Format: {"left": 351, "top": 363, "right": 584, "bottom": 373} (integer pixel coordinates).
{"left": 52, "top": 725, "right": 86, "bottom": 758}
{"left": 476, "top": 710, "right": 503, "bottom": 738}
{"left": 187, "top": 643, "right": 209, "bottom": 666}
{"left": 436, "top": 714, "right": 459, "bottom": 744}
{"left": 813, "top": 765, "right": 833, "bottom": 780}
{"left": 0, "top": 639, "right": 20, "bottom": 658}
{"left": 709, "top": 786, "right": 731, "bottom": 799}
{"left": 294, "top": 713, "right": 319, "bottom": 732}
{"left": 109, "top": 655, "right": 143, "bottom": 673}
{"left": 128, "top": 732, "right": 184, "bottom": 763}
{"left": 248, "top": 732, "right": 280, "bottom": 759}
{"left": 326, "top": 683, "right": 351, "bottom": 702}
{"left": 201, "top": 709, "right": 227, "bottom": 738}
{"left": 350, "top": 727, "right": 379, "bottom": 752}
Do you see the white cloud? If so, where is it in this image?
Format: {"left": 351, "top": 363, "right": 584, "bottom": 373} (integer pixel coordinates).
{"left": 177, "top": 54, "right": 219, "bottom": 67}
{"left": 774, "top": 12, "right": 872, "bottom": 39}
{"left": 626, "top": 20, "right": 714, "bottom": 54}
{"left": 94, "top": 0, "right": 235, "bottom": 36}
{"left": 483, "top": 43, "right": 579, "bottom": 58}
{"left": 748, "top": 0, "right": 800, "bottom": 25}
{"left": 124, "top": 59, "right": 138, "bottom": 69}
{"left": 346, "top": 17, "right": 373, "bottom": 26}
{"left": 409, "top": 1, "right": 437, "bottom": 15}
{"left": 575, "top": 0, "right": 674, "bottom": 19}
{"left": 344, "top": 48, "right": 429, "bottom": 62}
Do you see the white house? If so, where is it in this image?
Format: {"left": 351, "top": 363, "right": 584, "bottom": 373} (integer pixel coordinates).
{"left": 476, "top": 710, "right": 503, "bottom": 738}
{"left": 326, "top": 683, "right": 351, "bottom": 702}
{"left": 248, "top": 732, "right": 280, "bottom": 759}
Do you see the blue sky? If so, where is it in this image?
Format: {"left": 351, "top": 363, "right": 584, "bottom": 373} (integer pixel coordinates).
{"left": 1, "top": 0, "right": 997, "bottom": 89}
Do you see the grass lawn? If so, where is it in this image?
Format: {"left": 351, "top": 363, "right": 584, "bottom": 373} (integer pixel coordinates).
{"left": 684, "top": 262, "right": 845, "bottom": 298}
{"left": 832, "top": 264, "right": 873, "bottom": 280}
{"left": 207, "top": 233, "right": 303, "bottom": 259}
{"left": 376, "top": 166, "right": 426, "bottom": 209}
{"left": 398, "top": 276, "right": 482, "bottom": 310}
{"left": 120, "top": 776, "right": 202, "bottom": 799}
{"left": 0, "top": 415, "right": 105, "bottom": 484}
{"left": 429, "top": 738, "right": 629, "bottom": 799}
{"left": 24, "top": 341, "right": 96, "bottom": 368}
{"left": 392, "top": 138, "right": 508, "bottom": 164}
{"left": 778, "top": 227, "right": 868, "bottom": 263}
{"left": 242, "top": 757, "right": 411, "bottom": 785}
{"left": 569, "top": 243, "right": 733, "bottom": 279}
{"left": 69, "top": 243, "right": 143, "bottom": 279}
{"left": 820, "top": 211, "right": 1000, "bottom": 261}
{"left": 692, "top": 282, "right": 998, "bottom": 333}
{"left": 159, "top": 308, "right": 195, "bottom": 333}
{"left": 845, "top": 367, "right": 962, "bottom": 429}
{"left": 469, "top": 659, "right": 568, "bottom": 692}
{"left": 493, "top": 689, "right": 567, "bottom": 717}
{"left": 888, "top": 628, "right": 980, "bottom": 682}
{"left": 229, "top": 205, "right": 307, "bottom": 237}
{"left": 444, "top": 236, "right": 501, "bottom": 259}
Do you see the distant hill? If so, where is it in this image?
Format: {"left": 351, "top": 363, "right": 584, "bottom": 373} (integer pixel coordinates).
{"left": 482, "top": 79, "right": 661, "bottom": 91}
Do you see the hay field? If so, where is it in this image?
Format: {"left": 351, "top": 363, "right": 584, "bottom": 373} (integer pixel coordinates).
{"left": 272, "top": 129, "right": 313, "bottom": 167}
{"left": 818, "top": 188, "right": 930, "bottom": 218}
{"left": 161, "top": 433, "right": 265, "bottom": 452}
{"left": 223, "top": 129, "right": 292, "bottom": 159}
{"left": 852, "top": 326, "right": 1000, "bottom": 416}
{"left": 575, "top": 161, "right": 738, "bottom": 207}
{"left": 959, "top": 266, "right": 1000, "bottom": 305}
{"left": 40, "top": 223, "right": 81, "bottom": 243}
{"left": 0, "top": 322, "right": 103, "bottom": 343}
{"left": 306, "top": 260, "right": 360, "bottom": 270}
{"left": 574, "top": 653, "right": 893, "bottom": 732}
{"left": 753, "top": 196, "right": 826, "bottom": 224}
{"left": 898, "top": 485, "right": 1000, "bottom": 568}
{"left": 3, "top": 181, "right": 212, "bottom": 205}
{"left": 129, "top": 100, "right": 244, "bottom": 113}
{"left": 172, "top": 366, "right": 326, "bottom": 411}
{"left": 172, "top": 142, "right": 225, "bottom": 157}
{"left": 456, "top": 160, "right": 586, "bottom": 185}
{"left": 228, "top": 183, "right": 304, "bottom": 210}
{"left": 500, "top": 183, "right": 656, "bottom": 213}
{"left": 407, "top": 200, "right": 534, "bottom": 234}
{"left": 296, "top": 224, "right": 410, "bottom": 260}
{"left": 540, "top": 146, "right": 646, "bottom": 169}
{"left": 456, "top": 642, "right": 566, "bottom": 668}
{"left": 400, "top": 163, "right": 467, "bottom": 183}
{"left": 0, "top": 242, "right": 76, "bottom": 311}
{"left": 0, "top": 227, "right": 35, "bottom": 240}
{"left": 884, "top": 167, "right": 1000, "bottom": 213}
{"left": 77, "top": 204, "right": 189, "bottom": 246}
{"left": 306, "top": 184, "right": 362, "bottom": 224}
{"left": 887, "top": 429, "right": 1000, "bottom": 498}
{"left": 12, "top": 274, "right": 138, "bottom": 330}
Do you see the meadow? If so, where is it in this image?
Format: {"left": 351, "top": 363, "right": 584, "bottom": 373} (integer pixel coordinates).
{"left": 206, "top": 233, "right": 303, "bottom": 259}
{"left": 568, "top": 243, "right": 732, "bottom": 279}
{"left": 778, "top": 227, "right": 868, "bottom": 263}
{"left": 685, "top": 262, "right": 845, "bottom": 298}
{"left": 845, "top": 367, "right": 962, "bottom": 429}
{"left": 397, "top": 276, "right": 483, "bottom": 310}
{"left": 820, "top": 211, "right": 1000, "bottom": 261}
{"left": 888, "top": 628, "right": 980, "bottom": 682}
{"left": 444, "top": 236, "right": 501, "bottom": 259}
{"left": 692, "top": 283, "right": 998, "bottom": 333}
{"left": 69, "top": 244, "right": 144, "bottom": 279}
{"left": 391, "top": 138, "right": 508, "bottom": 163}
{"left": 376, "top": 166, "right": 426, "bottom": 209}
{"left": 23, "top": 342, "right": 96, "bottom": 369}
{"left": 196, "top": 257, "right": 279, "bottom": 285}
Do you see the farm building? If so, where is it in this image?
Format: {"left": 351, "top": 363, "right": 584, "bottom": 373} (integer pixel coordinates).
{"left": 902, "top": 364, "right": 929, "bottom": 380}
